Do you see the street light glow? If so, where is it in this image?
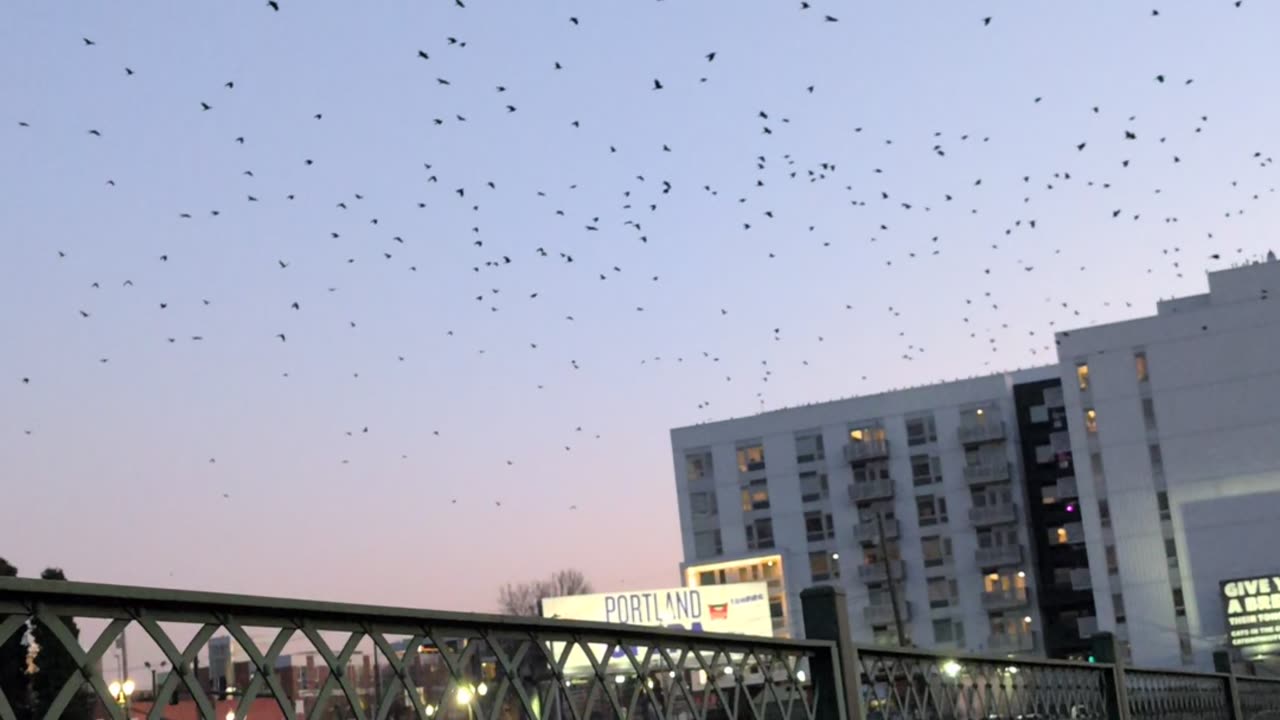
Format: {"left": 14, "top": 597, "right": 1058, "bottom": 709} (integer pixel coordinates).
{"left": 942, "top": 661, "right": 962, "bottom": 678}
{"left": 122, "top": 680, "right": 135, "bottom": 696}
{"left": 455, "top": 686, "right": 473, "bottom": 706}
{"left": 476, "top": 682, "right": 488, "bottom": 697}
{"left": 108, "top": 681, "right": 121, "bottom": 698}
{"left": 226, "top": 711, "right": 236, "bottom": 720}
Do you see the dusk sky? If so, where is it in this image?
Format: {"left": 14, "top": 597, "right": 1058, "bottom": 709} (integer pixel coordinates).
{"left": 3, "top": 0, "right": 1279, "bottom": 617}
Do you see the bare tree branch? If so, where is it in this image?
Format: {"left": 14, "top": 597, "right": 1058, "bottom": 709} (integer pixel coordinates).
{"left": 497, "top": 569, "right": 593, "bottom": 616}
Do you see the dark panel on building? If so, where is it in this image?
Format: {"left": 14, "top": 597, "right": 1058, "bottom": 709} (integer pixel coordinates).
{"left": 1014, "top": 378, "right": 1099, "bottom": 660}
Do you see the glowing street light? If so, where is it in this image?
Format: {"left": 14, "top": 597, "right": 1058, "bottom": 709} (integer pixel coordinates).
{"left": 107, "top": 679, "right": 136, "bottom": 705}
{"left": 455, "top": 686, "right": 474, "bottom": 706}
{"left": 942, "top": 661, "right": 962, "bottom": 678}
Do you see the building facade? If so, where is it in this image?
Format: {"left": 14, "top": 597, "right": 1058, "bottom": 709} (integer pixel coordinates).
{"left": 672, "top": 369, "right": 1059, "bottom": 656}
{"left": 671, "top": 258, "right": 1280, "bottom": 671}
{"left": 1057, "top": 259, "right": 1280, "bottom": 670}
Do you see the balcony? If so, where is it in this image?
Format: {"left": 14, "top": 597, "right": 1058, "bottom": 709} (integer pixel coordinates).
{"left": 848, "top": 478, "right": 895, "bottom": 503}
{"left": 982, "top": 587, "right": 1030, "bottom": 611}
{"left": 959, "top": 420, "right": 1006, "bottom": 445}
{"left": 854, "top": 517, "right": 899, "bottom": 545}
{"left": 844, "top": 438, "right": 889, "bottom": 464}
{"left": 988, "top": 631, "right": 1036, "bottom": 654}
{"left": 969, "top": 502, "right": 1019, "bottom": 527}
{"left": 1053, "top": 476, "right": 1079, "bottom": 499}
{"left": 857, "top": 559, "right": 906, "bottom": 584}
{"left": 975, "top": 544, "right": 1024, "bottom": 568}
{"left": 963, "top": 461, "right": 1011, "bottom": 486}
{"left": 864, "top": 600, "right": 911, "bottom": 627}
{"left": 1071, "top": 568, "right": 1093, "bottom": 591}
{"left": 1048, "top": 522, "right": 1086, "bottom": 546}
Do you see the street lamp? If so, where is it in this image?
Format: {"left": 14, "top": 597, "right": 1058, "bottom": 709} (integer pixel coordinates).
{"left": 144, "top": 661, "right": 168, "bottom": 699}
{"left": 108, "top": 679, "right": 136, "bottom": 706}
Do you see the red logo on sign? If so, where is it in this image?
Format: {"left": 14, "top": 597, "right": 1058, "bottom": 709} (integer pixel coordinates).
{"left": 709, "top": 603, "right": 728, "bottom": 620}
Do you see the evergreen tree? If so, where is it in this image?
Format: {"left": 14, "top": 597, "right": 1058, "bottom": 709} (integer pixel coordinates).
{"left": 0, "top": 558, "right": 30, "bottom": 720}
{"left": 29, "top": 569, "right": 90, "bottom": 720}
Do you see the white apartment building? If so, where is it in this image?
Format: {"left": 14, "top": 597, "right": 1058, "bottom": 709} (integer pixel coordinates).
{"left": 672, "top": 368, "right": 1059, "bottom": 656}
{"left": 1059, "top": 257, "right": 1280, "bottom": 670}
{"left": 671, "top": 257, "right": 1280, "bottom": 671}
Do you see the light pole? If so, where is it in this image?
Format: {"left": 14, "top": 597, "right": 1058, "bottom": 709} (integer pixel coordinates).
{"left": 144, "top": 661, "right": 168, "bottom": 701}
{"left": 108, "top": 679, "right": 136, "bottom": 717}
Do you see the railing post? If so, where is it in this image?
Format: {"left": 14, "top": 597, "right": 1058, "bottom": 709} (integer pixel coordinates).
{"left": 801, "top": 585, "right": 862, "bottom": 720}
{"left": 1091, "top": 632, "right": 1130, "bottom": 720}
{"left": 1214, "top": 649, "right": 1245, "bottom": 720}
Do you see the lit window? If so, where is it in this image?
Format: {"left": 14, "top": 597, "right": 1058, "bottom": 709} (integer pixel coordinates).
{"left": 849, "top": 429, "right": 864, "bottom": 441}
{"left": 737, "top": 444, "right": 765, "bottom": 473}
{"left": 1077, "top": 364, "right": 1090, "bottom": 390}
{"left": 1085, "top": 409, "right": 1098, "bottom": 433}
{"left": 1055, "top": 527, "right": 1069, "bottom": 544}
{"left": 741, "top": 482, "right": 770, "bottom": 511}
{"left": 1135, "top": 352, "right": 1149, "bottom": 383}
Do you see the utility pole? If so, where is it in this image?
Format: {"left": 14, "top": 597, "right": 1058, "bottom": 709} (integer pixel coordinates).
{"left": 877, "top": 512, "right": 908, "bottom": 647}
{"left": 119, "top": 631, "right": 131, "bottom": 719}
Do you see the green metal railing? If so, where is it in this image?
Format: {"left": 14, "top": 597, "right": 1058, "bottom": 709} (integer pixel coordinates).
{"left": 1, "top": 579, "right": 1278, "bottom": 720}
{"left": 0, "top": 578, "right": 832, "bottom": 720}
{"left": 798, "top": 586, "right": 1280, "bottom": 720}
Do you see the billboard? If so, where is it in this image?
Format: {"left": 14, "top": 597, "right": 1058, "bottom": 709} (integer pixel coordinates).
{"left": 542, "top": 584, "right": 771, "bottom": 636}
{"left": 1222, "top": 575, "right": 1280, "bottom": 649}
{"left": 541, "top": 584, "right": 772, "bottom": 677}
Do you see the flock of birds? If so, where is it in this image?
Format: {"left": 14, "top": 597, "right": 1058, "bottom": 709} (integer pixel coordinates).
{"left": 5, "top": 1, "right": 1278, "bottom": 525}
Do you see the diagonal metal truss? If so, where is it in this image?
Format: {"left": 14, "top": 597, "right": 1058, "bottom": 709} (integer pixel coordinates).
{"left": 4, "top": 578, "right": 1279, "bottom": 720}
{"left": 1240, "top": 677, "right": 1280, "bottom": 720}
{"left": 853, "top": 647, "right": 1108, "bottom": 720}
{"left": 1125, "top": 669, "right": 1232, "bottom": 720}
{"left": 0, "top": 578, "right": 825, "bottom": 720}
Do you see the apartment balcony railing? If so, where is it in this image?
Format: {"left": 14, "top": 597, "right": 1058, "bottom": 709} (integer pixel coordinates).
{"left": 853, "top": 517, "right": 899, "bottom": 545}
{"left": 975, "top": 544, "right": 1024, "bottom": 568}
{"left": 843, "top": 438, "right": 889, "bottom": 464}
{"left": 1071, "top": 567, "right": 1094, "bottom": 591}
{"left": 1054, "top": 476, "right": 1079, "bottom": 499}
{"left": 969, "top": 502, "right": 1019, "bottom": 527}
{"left": 848, "top": 478, "right": 895, "bottom": 503}
{"left": 864, "top": 600, "right": 911, "bottom": 627}
{"left": 963, "top": 461, "right": 1011, "bottom": 486}
{"left": 988, "top": 631, "right": 1037, "bottom": 653}
{"left": 981, "top": 587, "right": 1030, "bottom": 611}
{"left": 959, "top": 420, "right": 1006, "bottom": 445}
{"left": 857, "top": 559, "right": 906, "bottom": 584}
